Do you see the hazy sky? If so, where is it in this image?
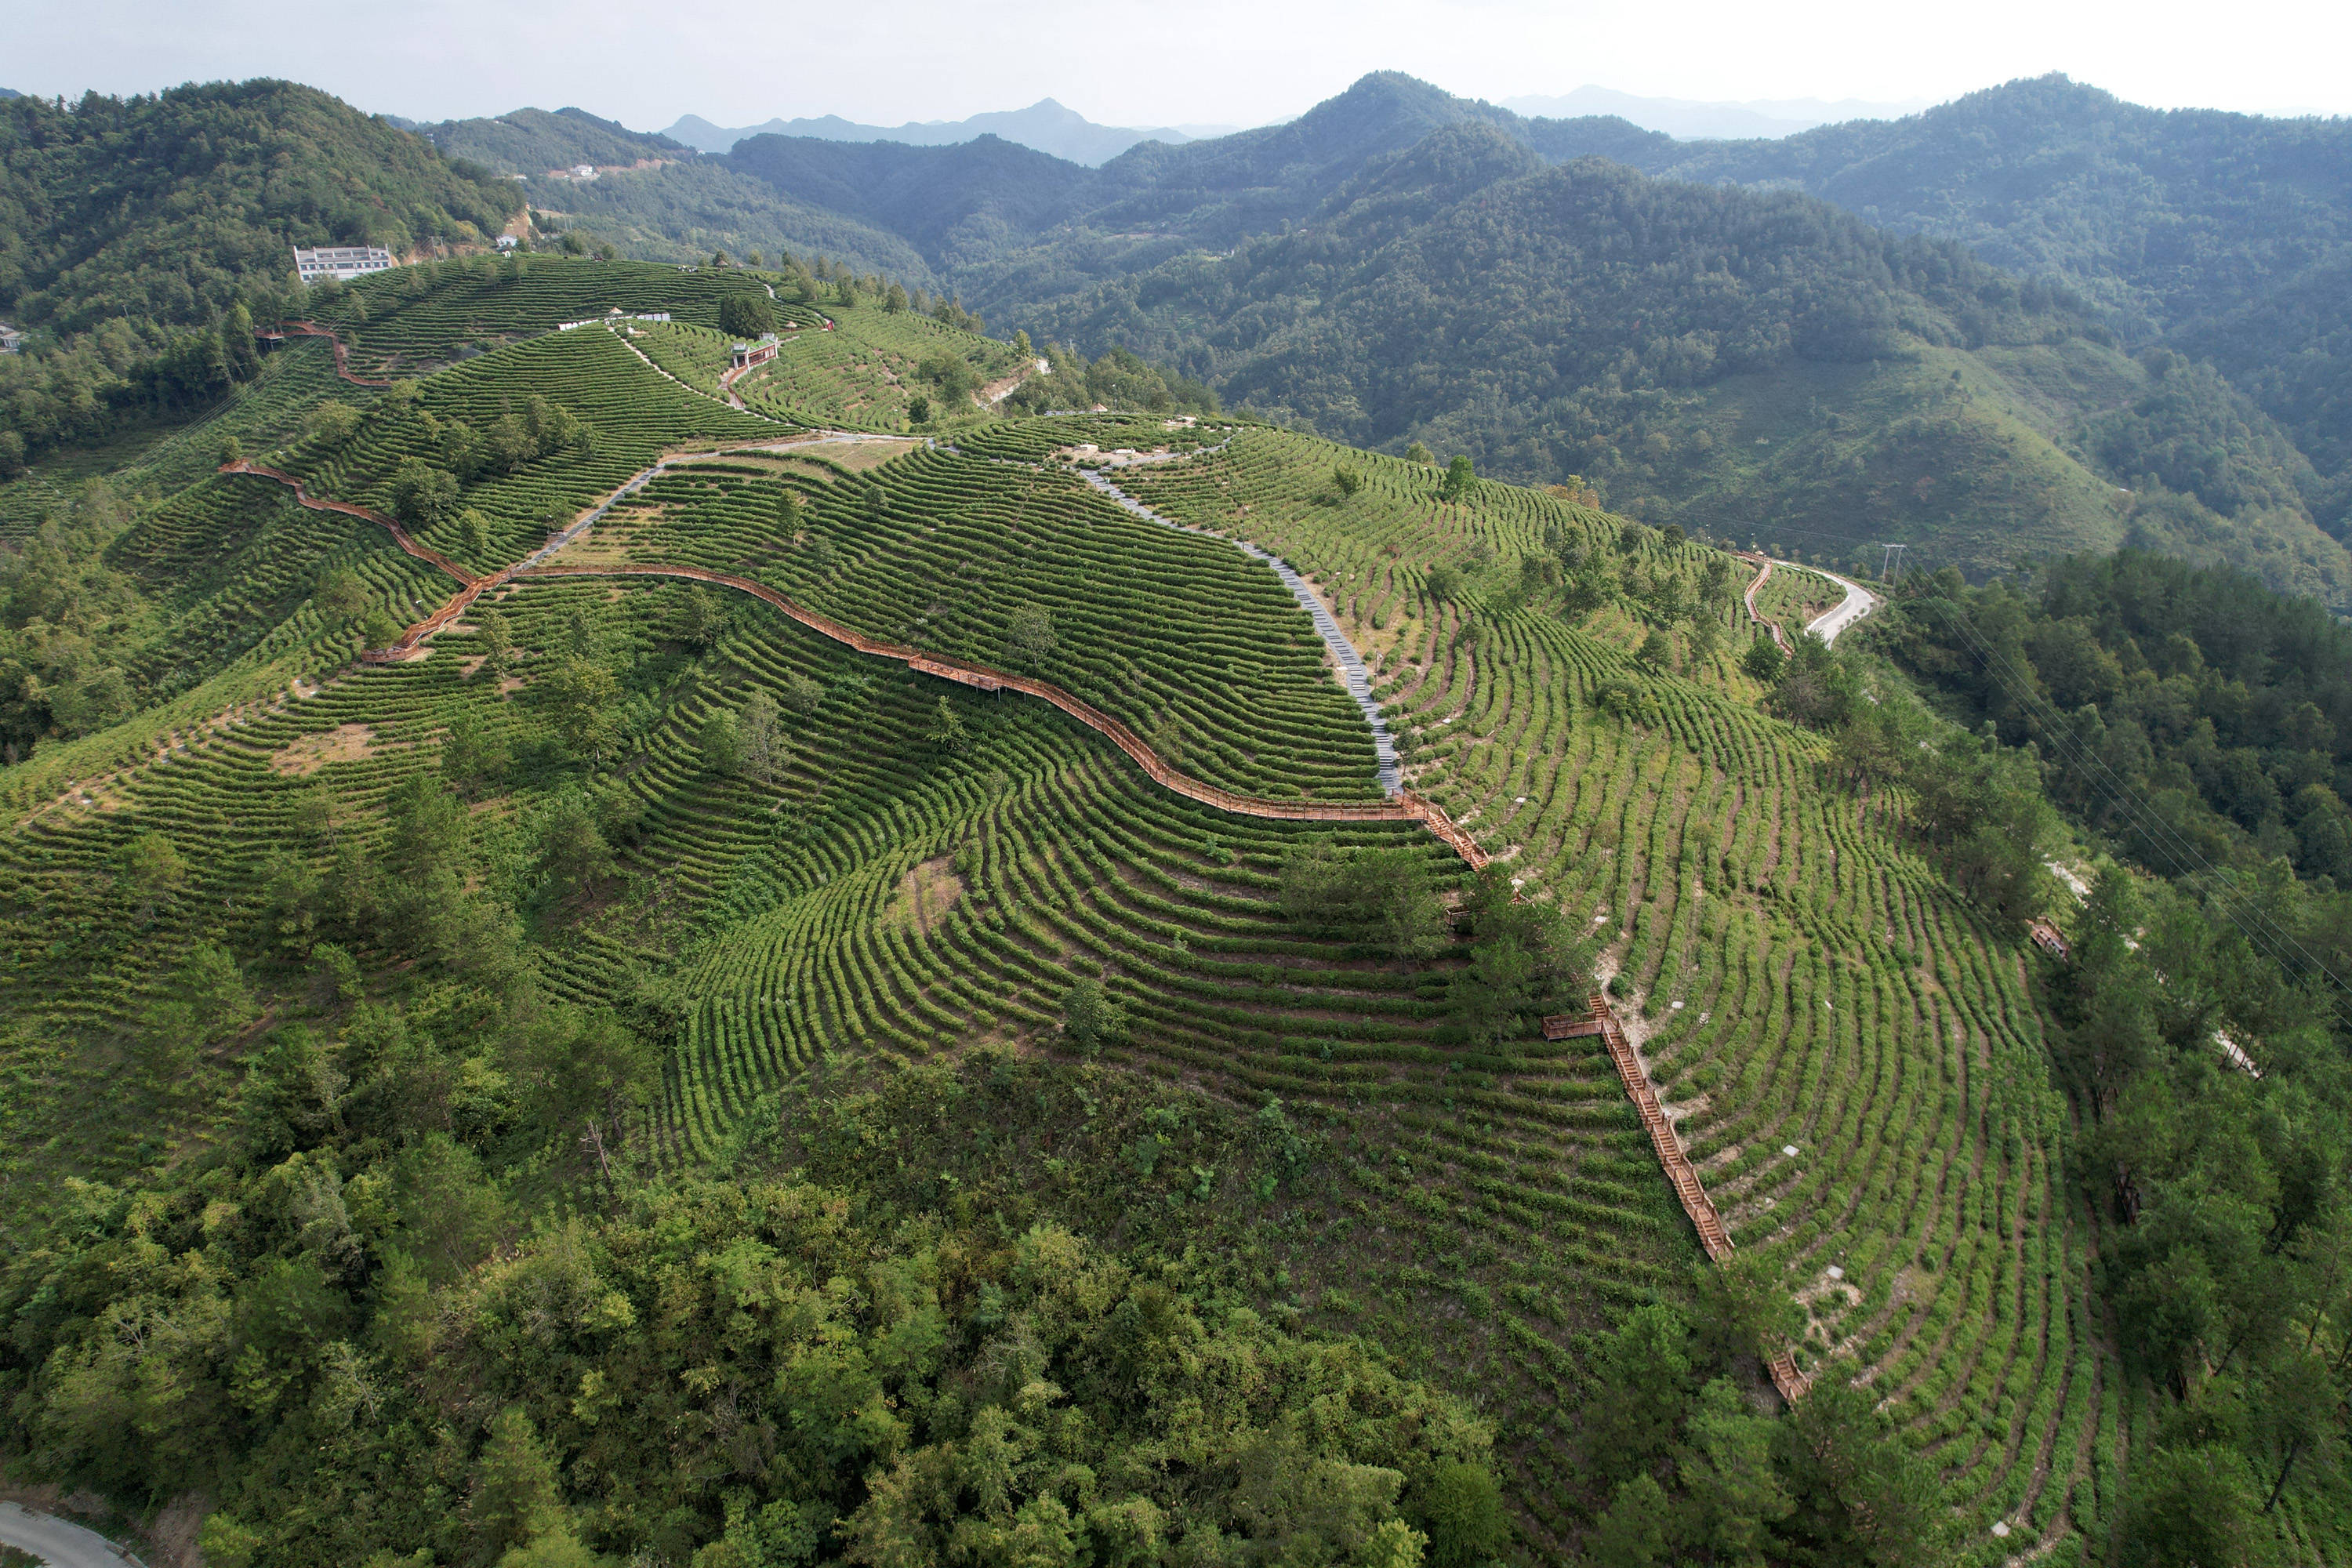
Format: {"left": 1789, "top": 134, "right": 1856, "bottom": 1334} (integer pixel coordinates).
{"left": 5, "top": 0, "right": 2347, "bottom": 129}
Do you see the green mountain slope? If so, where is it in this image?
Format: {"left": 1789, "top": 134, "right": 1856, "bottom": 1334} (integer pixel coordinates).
{"left": 1637, "top": 75, "right": 2352, "bottom": 528}
{"left": 411, "top": 104, "right": 688, "bottom": 176}
{"left": 1003, "top": 131, "right": 2352, "bottom": 604}
{"left": 637, "top": 76, "right": 2348, "bottom": 600}
{"left": 0, "top": 80, "right": 521, "bottom": 336}
{"left": 0, "top": 260, "right": 2131, "bottom": 1563}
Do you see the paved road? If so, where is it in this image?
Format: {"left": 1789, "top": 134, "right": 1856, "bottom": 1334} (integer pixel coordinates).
{"left": 0, "top": 1503, "right": 146, "bottom": 1568}
{"left": 1784, "top": 562, "right": 1879, "bottom": 646}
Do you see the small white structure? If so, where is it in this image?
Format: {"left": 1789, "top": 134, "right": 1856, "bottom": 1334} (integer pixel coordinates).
{"left": 0, "top": 322, "right": 24, "bottom": 354}
{"left": 494, "top": 235, "right": 520, "bottom": 252}
{"left": 572, "top": 164, "right": 598, "bottom": 181}
{"left": 731, "top": 335, "right": 779, "bottom": 371}
{"left": 292, "top": 245, "right": 395, "bottom": 284}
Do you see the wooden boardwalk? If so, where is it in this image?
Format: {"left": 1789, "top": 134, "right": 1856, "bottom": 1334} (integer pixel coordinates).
{"left": 1581, "top": 991, "right": 1811, "bottom": 1404}
{"left": 220, "top": 461, "right": 1488, "bottom": 860}
{"left": 263, "top": 320, "right": 394, "bottom": 387}
{"left": 1737, "top": 552, "right": 1792, "bottom": 653}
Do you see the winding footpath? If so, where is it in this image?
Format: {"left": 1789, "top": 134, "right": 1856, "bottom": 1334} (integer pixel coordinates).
{"left": 265, "top": 320, "right": 393, "bottom": 387}
{"left": 219, "top": 452, "right": 1486, "bottom": 865}
{"left": 1571, "top": 994, "right": 1813, "bottom": 1403}
{"left": 217, "top": 369, "right": 1844, "bottom": 1396}
{"left": 1737, "top": 553, "right": 1792, "bottom": 652}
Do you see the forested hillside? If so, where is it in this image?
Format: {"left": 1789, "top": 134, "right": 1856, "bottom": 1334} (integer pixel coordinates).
{"left": 0, "top": 81, "right": 520, "bottom": 336}
{"left": 1886, "top": 548, "right": 2352, "bottom": 891}
{"left": 409, "top": 105, "right": 688, "bottom": 177}
{"left": 0, "top": 80, "right": 522, "bottom": 472}
{"left": 1642, "top": 74, "right": 2352, "bottom": 529}
{"left": 641, "top": 74, "right": 2352, "bottom": 599}
{"left": 1007, "top": 130, "right": 2350, "bottom": 603}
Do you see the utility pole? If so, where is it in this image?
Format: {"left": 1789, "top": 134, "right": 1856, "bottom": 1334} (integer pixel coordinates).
{"left": 1877, "top": 543, "right": 1907, "bottom": 583}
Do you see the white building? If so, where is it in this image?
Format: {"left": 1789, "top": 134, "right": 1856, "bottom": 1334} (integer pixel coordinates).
{"left": 292, "top": 245, "right": 396, "bottom": 284}
{"left": 494, "top": 234, "right": 520, "bottom": 252}
{"left": 0, "top": 322, "right": 24, "bottom": 354}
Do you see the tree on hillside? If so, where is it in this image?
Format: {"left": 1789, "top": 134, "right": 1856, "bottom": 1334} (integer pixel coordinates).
{"left": 1439, "top": 453, "right": 1475, "bottom": 502}
{"left": 389, "top": 457, "right": 459, "bottom": 528}
{"left": 543, "top": 658, "right": 623, "bottom": 764}
{"left": 699, "top": 709, "right": 742, "bottom": 775}
{"left": 738, "top": 690, "right": 786, "bottom": 783}
{"left": 144, "top": 942, "right": 255, "bottom": 1083}
{"left": 1060, "top": 977, "right": 1127, "bottom": 1054}
{"left": 718, "top": 293, "right": 775, "bottom": 338}
{"left": 118, "top": 830, "right": 187, "bottom": 923}
{"left": 927, "top": 695, "right": 971, "bottom": 755}
{"left": 671, "top": 587, "right": 731, "bottom": 653}
{"left": 1007, "top": 604, "right": 1056, "bottom": 666}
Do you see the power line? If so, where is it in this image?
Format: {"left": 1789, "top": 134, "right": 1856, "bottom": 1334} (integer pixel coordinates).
{"left": 1917, "top": 593, "right": 2349, "bottom": 996}
{"left": 1697, "top": 517, "right": 2347, "bottom": 996}
{"left": 1836, "top": 546, "right": 2352, "bottom": 1000}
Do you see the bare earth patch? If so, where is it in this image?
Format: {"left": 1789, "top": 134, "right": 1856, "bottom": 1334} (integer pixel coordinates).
{"left": 883, "top": 855, "right": 964, "bottom": 936}
{"left": 270, "top": 723, "right": 379, "bottom": 775}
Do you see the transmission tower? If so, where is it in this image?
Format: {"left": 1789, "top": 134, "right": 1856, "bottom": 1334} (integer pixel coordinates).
{"left": 1876, "top": 543, "right": 1907, "bottom": 583}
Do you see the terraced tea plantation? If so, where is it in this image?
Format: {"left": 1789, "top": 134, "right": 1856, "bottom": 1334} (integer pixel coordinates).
{"left": 0, "top": 264, "right": 2145, "bottom": 1564}
{"left": 1109, "top": 422, "right": 2121, "bottom": 1559}
{"left": 729, "top": 308, "right": 1029, "bottom": 427}
{"left": 299, "top": 254, "right": 779, "bottom": 376}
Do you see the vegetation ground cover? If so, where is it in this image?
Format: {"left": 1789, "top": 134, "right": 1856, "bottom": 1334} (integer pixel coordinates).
{"left": 9, "top": 253, "right": 2345, "bottom": 1567}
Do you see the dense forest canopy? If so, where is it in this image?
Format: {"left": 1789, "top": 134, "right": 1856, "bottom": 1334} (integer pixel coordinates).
{"left": 1643, "top": 74, "right": 2352, "bottom": 526}
{"left": 1887, "top": 548, "right": 2352, "bottom": 894}
{"left": 0, "top": 80, "right": 521, "bottom": 336}
{"left": 409, "top": 106, "right": 689, "bottom": 178}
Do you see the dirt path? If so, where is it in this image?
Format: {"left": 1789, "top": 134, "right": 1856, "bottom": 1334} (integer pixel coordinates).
{"left": 520, "top": 558, "right": 1485, "bottom": 857}
{"left": 220, "top": 461, "right": 475, "bottom": 586}
{"left": 1079, "top": 466, "right": 1402, "bottom": 794}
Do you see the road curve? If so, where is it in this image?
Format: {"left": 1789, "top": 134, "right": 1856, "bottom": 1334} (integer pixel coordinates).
{"left": 1792, "top": 562, "right": 1879, "bottom": 646}
{"left": 0, "top": 1502, "right": 147, "bottom": 1568}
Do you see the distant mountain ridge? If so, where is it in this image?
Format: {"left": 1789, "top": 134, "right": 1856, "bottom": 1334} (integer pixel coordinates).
{"left": 413, "top": 106, "right": 689, "bottom": 175}
{"left": 650, "top": 71, "right": 2352, "bottom": 600}
{"left": 1501, "top": 85, "right": 1927, "bottom": 140}
{"left": 661, "top": 99, "right": 1236, "bottom": 167}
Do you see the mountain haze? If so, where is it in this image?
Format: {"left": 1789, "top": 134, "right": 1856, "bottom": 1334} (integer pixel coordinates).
{"left": 414, "top": 105, "right": 689, "bottom": 175}
{"left": 1501, "top": 85, "right": 1926, "bottom": 140}
{"left": 662, "top": 98, "right": 1230, "bottom": 166}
